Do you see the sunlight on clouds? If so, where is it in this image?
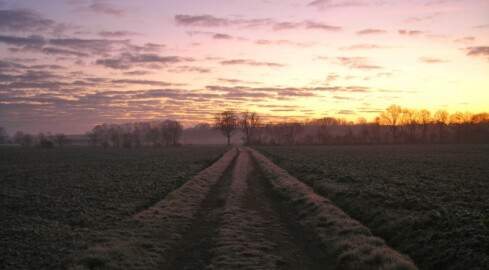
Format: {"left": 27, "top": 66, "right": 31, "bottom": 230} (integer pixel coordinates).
{"left": 0, "top": 0, "right": 487, "bottom": 133}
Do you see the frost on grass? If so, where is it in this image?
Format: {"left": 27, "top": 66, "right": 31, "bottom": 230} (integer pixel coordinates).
{"left": 207, "top": 149, "right": 279, "bottom": 269}
{"left": 249, "top": 148, "right": 418, "bottom": 270}
{"left": 69, "top": 147, "right": 238, "bottom": 269}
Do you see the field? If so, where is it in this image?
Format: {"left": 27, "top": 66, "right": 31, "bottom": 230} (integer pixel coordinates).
{"left": 255, "top": 144, "right": 489, "bottom": 270}
{"left": 0, "top": 146, "right": 228, "bottom": 269}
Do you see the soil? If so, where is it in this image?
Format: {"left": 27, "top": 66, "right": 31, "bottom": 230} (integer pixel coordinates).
{"left": 166, "top": 147, "right": 332, "bottom": 269}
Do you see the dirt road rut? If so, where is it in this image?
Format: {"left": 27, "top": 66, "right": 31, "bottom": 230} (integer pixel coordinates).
{"left": 168, "top": 147, "right": 330, "bottom": 269}
{"left": 72, "top": 146, "right": 417, "bottom": 270}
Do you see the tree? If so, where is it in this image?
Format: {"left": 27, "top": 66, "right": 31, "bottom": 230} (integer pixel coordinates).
{"left": 161, "top": 120, "right": 183, "bottom": 146}
{"left": 402, "top": 108, "right": 419, "bottom": 143}
{"left": 0, "top": 127, "right": 8, "bottom": 144}
{"left": 240, "top": 111, "right": 261, "bottom": 145}
{"left": 417, "top": 109, "right": 432, "bottom": 143}
{"left": 380, "top": 104, "right": 403, "bottom": 143}
{"left": 278, "top": 121, "right": 303, "bottom": 145}
{"left": 38, "top": 132, "right": 54, "bottom": 148}
{"left": 450, "top": 112, "right": 472, "bottom": 143}
{"left": 55, "top": 134, "right": 66, "bottom": 147}
{"left": 434, "top": 110, "right": 449, "bottom": 143}
{"left": 214, "top": 110, "right": 238, "bottom": 146}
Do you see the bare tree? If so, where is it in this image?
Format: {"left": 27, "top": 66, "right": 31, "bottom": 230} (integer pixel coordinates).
{"left": 434, "top": 110, "right": 449, "bottom": 143}
{"left": 55, "top": 133, "right": 67, "bottom": 147}
{"left": 38, "top": 132, "right": 54, "bottom": 148}
{"left": 380, "top": 104, "right": 403, "bottom": 143}
{"left": 240, "top": 111, "right": 261, "bottom": 145}
{"left": 402, "top": 108, "right": 419, "bottom": 143}
{"left": 161, "top": 120, "right": 183, "bottom": 146}
{"left": 417, "top": 109, "right": 432, "bottom": 143}
{"left": 357, "top": 117, "right": 370, "bottom": 144}
{"left": 450, "top": 112, "right": 472, "bottom": 143}
{"left": 0, "top": 127, "right": 8, "bottom": 144}
{"left": 279, "top": 121, "right": 303, "bottom": 145}
{"left": 214, "top": 110, "right": 238, "bottom": 146}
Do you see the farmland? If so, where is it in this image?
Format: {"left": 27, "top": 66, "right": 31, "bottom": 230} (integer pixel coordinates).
{"left": 255, "top": 144, "right": 489, "bottom": 270}
{"left": 0, "top": 146, "right": 228, "bottom": 269}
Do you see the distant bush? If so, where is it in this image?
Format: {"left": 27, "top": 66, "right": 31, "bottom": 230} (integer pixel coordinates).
{"left": 39, "top": 139, "right": 54, "bottom": 149}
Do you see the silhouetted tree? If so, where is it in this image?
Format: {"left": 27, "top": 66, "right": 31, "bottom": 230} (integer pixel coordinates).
{"left": 279, "top": 121, "right": 303, "bottom": 145}
{"left": 357, "top": 117, "right": 370, "bottom": 144}
{"left": 161, "top": 120, "right": 183, "bottom": 146}
{"left": 434, "top": 110, "right": 449, "bottom": 143}
{"left": 240, "top": 111, "right": 261, "bottom": 145}
{"left": 55, "top": 134, "right": 66, "bottom": 147}
{"left": 0, "top": 127, "right": 8, "bottom": 144}
{"left": 417, "top": 109, "right": 432, "bottom": 143}
{"left": 401, "top": 108, "right": 418, "bottom": 143}
{"left": 214, "top": 110, "right": 238, "bottom": 146}
{"left": 380, "top": 104, "right": 403, "bottom": 143}
{"left": 450, "top": 112, "right": 472, "bottom": 143}
{"left": 38, "top": 132, "right": 54, "bottom": 148}
{"left": 13, "top": 131, "right": 33, "bottom": 147}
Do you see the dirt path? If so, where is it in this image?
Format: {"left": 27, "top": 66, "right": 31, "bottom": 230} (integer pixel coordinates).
{"left": 72, "top": 146, "right": 416, "bottom": 269}
{"left": 167, "top": 147, "right": 331, "bottom": 269}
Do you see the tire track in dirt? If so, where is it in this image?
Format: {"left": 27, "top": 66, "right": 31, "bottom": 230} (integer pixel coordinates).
{"left": 169, "top": 147, "right": 333, "bottom": 269}
{"left": 165, "top": 152, "right": 238, "bottom": 269}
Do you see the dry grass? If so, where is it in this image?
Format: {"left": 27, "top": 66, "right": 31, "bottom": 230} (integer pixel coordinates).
{"left": 69, "top": 147, "right": 238, "bottom": 269}
{"left": 249, "top": 148, "right": 418, "bottom": 270}
{"left": 207, "top": 149, "right": 279, "bottom": 269}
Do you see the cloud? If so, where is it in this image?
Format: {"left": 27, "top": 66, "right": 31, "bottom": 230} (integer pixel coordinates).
{"left": 398, "top": 29, "right": 424, "bottom": 36}
{"left": 0, "top": 60, "right": 27, "bottom": 71}
{"left": 340, "top": 44, "right": 385, "bottom": 50}
{"left": 217, "top": 78, "right": 261, "bottom": 85}
{"left": 356, "top": 29, "right": 387, "bottom": 35}
{"left": 175, "top": 15, "right": 237, "bottom": 27}
{"left": 316, "top": 56, "right": 382, "bottom": 70}
{"left": 111, "top": 79, "right": 180, "bottom": 87}
{"left": 219, "top": 59, "right": 285, "bottom": 67}
{"left": 175, "top": 14, "right": 341, "bottom": 32}
{"left": 0, "top": 34, "right": 163, "bottom": 61}
{"left": 255, "top": 39, "right": 317, "bottom": 47}
{"left": 0, "top": 34, "right": 45, "bottom": 48}
{"left": 454, "top": 36, "right": 475, "bottom": 44}
{"left": 465, "top": 46, "right": 489, "bottom": 60}
{"left": 404, "top": 12, "right": 443, "bottom": 23}
{"left": 419, "top": 57, "right": 447, "bottom": 63}
{"left": 309, "top": 0, "right": 368, "bottom": 10}
{"left": 96, "top": 53, "right": 193, "bottom": 69}
{"left": 122, "top": 70, "right": 152, "bottom": 76}
{"left": 304, "top": 21, "right": 342, "bottom": 31}
{"left": 272, "top": 20, "right": 341, "bottom": 31}
{"left": 186, "top": 31, "right": 234, "bottom": 40}
{"left": 97, "top": 30, "right": 140, "bottom": 37}
{"left": 0, "top": 9, "right": 56, "bottom": 33}
{"left": 88, "top": 0, "right": 128, "bottom": 16}
{"left": 167, "top": 66, "right": 212, "bottom": 74}
{"left": 41, "top": 47, "right": 90, "bottom": 57}
{"left": 473, "top": 24, "right": 489, "bottom": 29}
{"left": 213, "top": 33, "right": 233, "bottom": 40}
{"left": 425, "top": 0, "right": 459, "bottom": 6}
{"left": 49, "top": 38, "right": 128, "bottom": 55}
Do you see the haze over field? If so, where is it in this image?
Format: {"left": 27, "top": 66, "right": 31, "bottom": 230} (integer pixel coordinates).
{"left": 0, "top": 0, "right": 488, "bottom": 134}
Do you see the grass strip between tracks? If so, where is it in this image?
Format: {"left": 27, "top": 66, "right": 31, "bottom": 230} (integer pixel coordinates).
{"left": 68, "top": 147, "right": 238, "bottom": 269}
{"left": 249, "top": 148, "right": 418, "bottom": 270}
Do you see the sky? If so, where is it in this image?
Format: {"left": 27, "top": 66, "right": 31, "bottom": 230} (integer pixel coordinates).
{"left": 0, "top": 0, "right": 488, "bottom": 134}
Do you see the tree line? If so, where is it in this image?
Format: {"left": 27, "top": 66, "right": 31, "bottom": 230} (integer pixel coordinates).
{"left": 85, "top": 120, "right": 183, "bottom": 147}
{"left": 0, "top": 128, "right": 67, "bottom": 148}
{"left": 1, "top": 104, "right": 487, "bottom": 147}
{"left": 213, "top": 105, "right": 489, "bottom": 145}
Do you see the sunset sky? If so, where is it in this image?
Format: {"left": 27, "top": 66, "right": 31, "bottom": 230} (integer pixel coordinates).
{"left": 0, "top": 0, "right": 488, "bottom": 134}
